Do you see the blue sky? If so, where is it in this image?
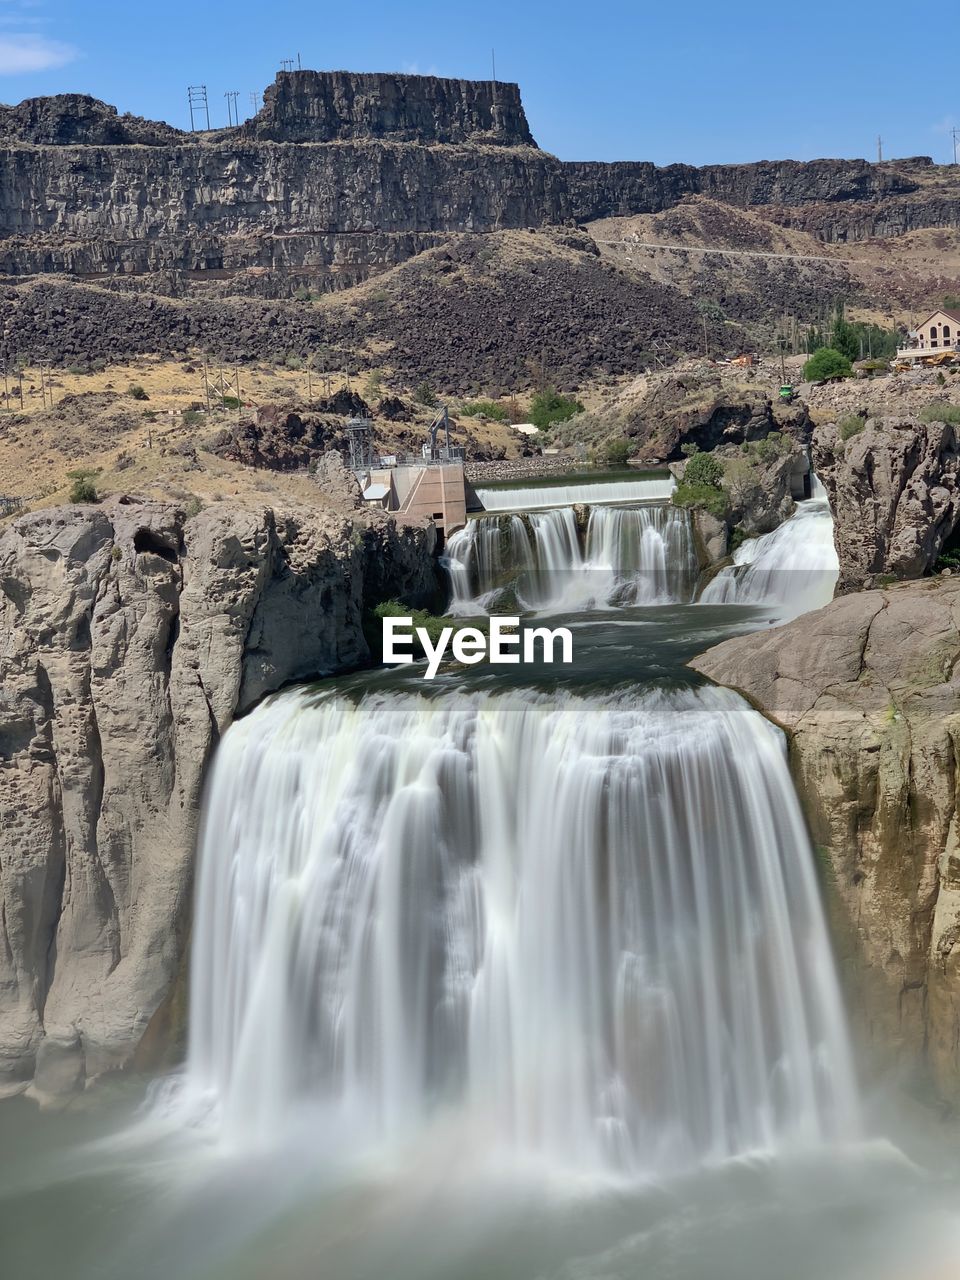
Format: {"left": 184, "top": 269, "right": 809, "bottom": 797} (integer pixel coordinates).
{"left": 0, "top": 0, "right": 952, "bottom": 166}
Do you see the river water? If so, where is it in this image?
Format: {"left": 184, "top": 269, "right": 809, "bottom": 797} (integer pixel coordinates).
{"left": 1, "top": 483, "right": 959, "bottom": 1280}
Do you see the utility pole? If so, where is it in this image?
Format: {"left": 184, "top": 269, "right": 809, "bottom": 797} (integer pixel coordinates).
{"left": 281, "top": 58, "right": 296, "bottom": 73}
{"left": 249, "top": 90, "right": 261, "bottom": 114}
{"left": 877, "top": 135, "right": 883, "bottom": 164}
{"left": 491, "top": 48, "right": 496, "bottom": 83}
{"left": 187, "top": 85, "right": 210, "bottom": 132}
{"left": 224, "top": 91, "right": 240, "bottom": 127}
{"left": 953, "top": 127, "right": 960, "bottom": 165}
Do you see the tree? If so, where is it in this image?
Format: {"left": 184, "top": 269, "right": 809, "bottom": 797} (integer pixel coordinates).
{"left": 529, "top": 389, "right": 584, "bottom": 430}
{"left": 683, "top": 450, "right": 724, "bottom": 488}
{"left": 603, "top": 438, "right": 631, "bottom": 466}
{"left": 803, "top": 348, "right": 853, "bottom": 382}
{"left": 67, "top": 467, "right": 99, "bottom": 503}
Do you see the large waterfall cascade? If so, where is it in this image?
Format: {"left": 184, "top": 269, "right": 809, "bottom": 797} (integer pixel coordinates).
{"left": 172, "top": 471, "right": 860, "bottom": 1183}
{"left": 184, "top": 685, "right": 860, "bottom": 1171}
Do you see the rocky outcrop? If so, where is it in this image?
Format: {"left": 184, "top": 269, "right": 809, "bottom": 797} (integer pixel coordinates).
{"left": 690, "top": 578, "right": 960, "bottom": 1103}
{"left": 814, "top": 415, "right": 960, "bottom": 591}
{"left": 0, "top": 93, "right": 183, "bottom": 146}
{"left": 0, "top": 498, "right": 437, "bottom": 1100}
{"left": 242, "top": 70, "right": 535, "bottom": 146}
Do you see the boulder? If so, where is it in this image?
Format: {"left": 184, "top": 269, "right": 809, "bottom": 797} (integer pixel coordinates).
{"left": 813, "top": 415, "right": 960, "bottom": 591}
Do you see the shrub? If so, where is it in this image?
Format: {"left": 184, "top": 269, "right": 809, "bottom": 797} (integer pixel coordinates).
{"left": 221, "top": 395, "right": 241, "bottom": 409}
{"left": 67, "top": 467, "right": 99, "bottom": 504}
{"left": 803, "top": 348, "right": 853, "bottom": 382}
{"left": 128, "top": 383, "right": 149, "bottom": 401}
{"left": 529, "top": 389, "right": 584, "bottom": 430}
{"left": 672, "top": 482, "right": 729, "bottom": 520}
{"left": 680, "top": 442, "right": 700, "bottom": 457}
{"left": 415, "top": 381, "right": 439, "bottom": 408}
{"left": 603, "top": 438, "right": 632, "bottom": 466}
{"left": 182, "top": 409, "right": 203, "bottom": 425}
{"left": 749, "top": 431, "right": 792, "bottom": 463}
{"left": 919, "top": 403, "right": 960, "bottom": 424}
{"left": 683, "top": 450, "right": 724, "bottom": 488}
{"left": 838, "top": 415, "right": 866, "bottom": 441}
{"left": 284, "top": 353, "right": 303, "bottom": 370}
{"left": 461, "top": 399, "right": 508, "bottom": 422}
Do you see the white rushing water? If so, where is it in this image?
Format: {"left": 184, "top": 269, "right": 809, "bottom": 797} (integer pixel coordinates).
{"left": 475, "top": 476, "right": 675, "bottom": 511}
{"left": 700, "top": 479, "right": 839, "bottom": 619}
{"left": 444, "top": 504, "right": 697, "bottom": 613}
{"left": 178, "top": 684, "right": 859, "bottom": 1175}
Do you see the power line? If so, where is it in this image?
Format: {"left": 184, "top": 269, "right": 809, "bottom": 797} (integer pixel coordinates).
{"left": 187, "top": 84, "right": 210, "bottom": 132}
{"left": 249, "top": 90, "right": 261, "bottom": 113}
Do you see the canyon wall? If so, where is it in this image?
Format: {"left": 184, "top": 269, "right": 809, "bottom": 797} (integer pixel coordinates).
{"left": 0, "top": 498, "right": 438, "bottom": 1100}
{"left": 1, "top": 71, "right": 958, "bottom": 300}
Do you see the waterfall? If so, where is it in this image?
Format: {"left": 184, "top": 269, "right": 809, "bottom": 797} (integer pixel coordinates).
{"left": 443, "top": 504, "right": 697, "bottom": 614}
{"left": 475, "top": 476, "right": 675, "bottom": 511}
{"left": 700, "top": 482, "right": 839, "bottom": 619}
{"left": 181, "top": 684, "right": 859, "bottom": 1173}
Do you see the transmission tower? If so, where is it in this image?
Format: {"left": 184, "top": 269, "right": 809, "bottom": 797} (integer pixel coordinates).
{"left": 187, "top": 85, "right": 210, "bottom": 132}
{"left": 224, "top": 91, "right": 240, "bottom": 127}
{"left": 953, "top": 127, "right": 960, "bottom": 165}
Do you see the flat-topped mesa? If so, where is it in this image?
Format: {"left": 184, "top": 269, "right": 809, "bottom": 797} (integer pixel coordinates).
{"left": 241, "top": 69, "right": 537, "bottom": 146}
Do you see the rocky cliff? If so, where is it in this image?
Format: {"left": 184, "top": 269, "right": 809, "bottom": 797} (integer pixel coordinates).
{"left": 814, "top": 415, "right": 960, "bottom": 591}
{"left": 0, "top": 498, "right": 437, "bottom": 1100}
{"left": 691, "top": 579, "right": 960, "bottom": 1104}
{"left": 2, "top": 71, "right": 959, "bottom": 302}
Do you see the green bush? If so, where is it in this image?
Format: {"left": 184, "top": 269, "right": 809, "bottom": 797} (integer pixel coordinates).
{"left": 838, "top": 415, "right": 866, "bottom": 441}
{"left": 128, "top": 383, "right": 149, "bottom": 401}
{"left": 603, "top": 438, "right": 632, "bottom": 466}
{"left": 415, "top": 381, "right": 439, "bottom": 408}
{"left": 284, "top": 353, "right": 304, "bottom": 370}
{"left": 680, "top": 442, "right": 700, "bottom": 457}
{"left": 373, "top": 601, "right": 452, "bottom": 659}
{"left": 67, "top": 467, "right": 99, "bottom": 504}
{"left": 672, "top": 481, "right": 729, "bottom": 520}
{"left": 529, "top": 389, "right": 584, "bottom": 430}
{"left": 803, "top": 348, "right": 853, "bottom": 382}
{"left": 749, "top": 431, "right": 792, "bottom": 463}
{"left": 683, "top": 450, "right": 724, "bottom": 488}
{"left": 461, "top": 399, "right": 508, "bottom": 422}
{"left": 918, "top": 403, "right": 960, "bottom": 424}
{"left": 221, "top": 395, "right": 241, "bottom": 409}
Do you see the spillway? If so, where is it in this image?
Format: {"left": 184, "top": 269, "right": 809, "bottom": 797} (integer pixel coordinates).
{"left": 474, "top": 476, "right": 675, "bottom": 511}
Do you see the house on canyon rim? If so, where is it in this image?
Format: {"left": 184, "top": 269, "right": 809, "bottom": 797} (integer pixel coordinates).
{"left": 896, "top": 308, "right": 960, "bottom": 362}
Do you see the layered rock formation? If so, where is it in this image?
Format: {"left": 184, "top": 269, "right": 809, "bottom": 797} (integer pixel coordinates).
{"left": 814, "top": 415, "right": 960, "bottom": 591}
{"left": 242, "top": 70, "right": 535, "bottom": 145}
{"left": 0, "top": 499, "right": 437, "bottom": 1099}
{"left": 1, "top": 70, "right": 959, "bottom": 304}
{"left": 691, "top": 579, "right": 960, "bottom": 1103}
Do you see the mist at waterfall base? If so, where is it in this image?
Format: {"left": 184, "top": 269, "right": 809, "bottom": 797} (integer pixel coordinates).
{"left": 3, "top": 485, "right": 960, "bottom": 1280}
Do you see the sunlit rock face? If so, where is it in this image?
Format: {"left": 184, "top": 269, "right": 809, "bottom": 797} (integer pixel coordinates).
{"left": 692, "top": 576, "right": 960, "bottom": 1103}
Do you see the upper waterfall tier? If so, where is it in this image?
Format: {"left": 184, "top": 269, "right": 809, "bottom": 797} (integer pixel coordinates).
{"left": 700, "top": 480, "right": 839, "bottom": 619}
{"left": 179, "top": 684, "right": 859, "bottom": 1171}
{"left": 444, "top": 503, "right": 697, "bottom": 614}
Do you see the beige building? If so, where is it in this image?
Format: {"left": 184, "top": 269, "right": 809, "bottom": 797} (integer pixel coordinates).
{"left": 897, "top": 308, "right": 960, "bottom": 361}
